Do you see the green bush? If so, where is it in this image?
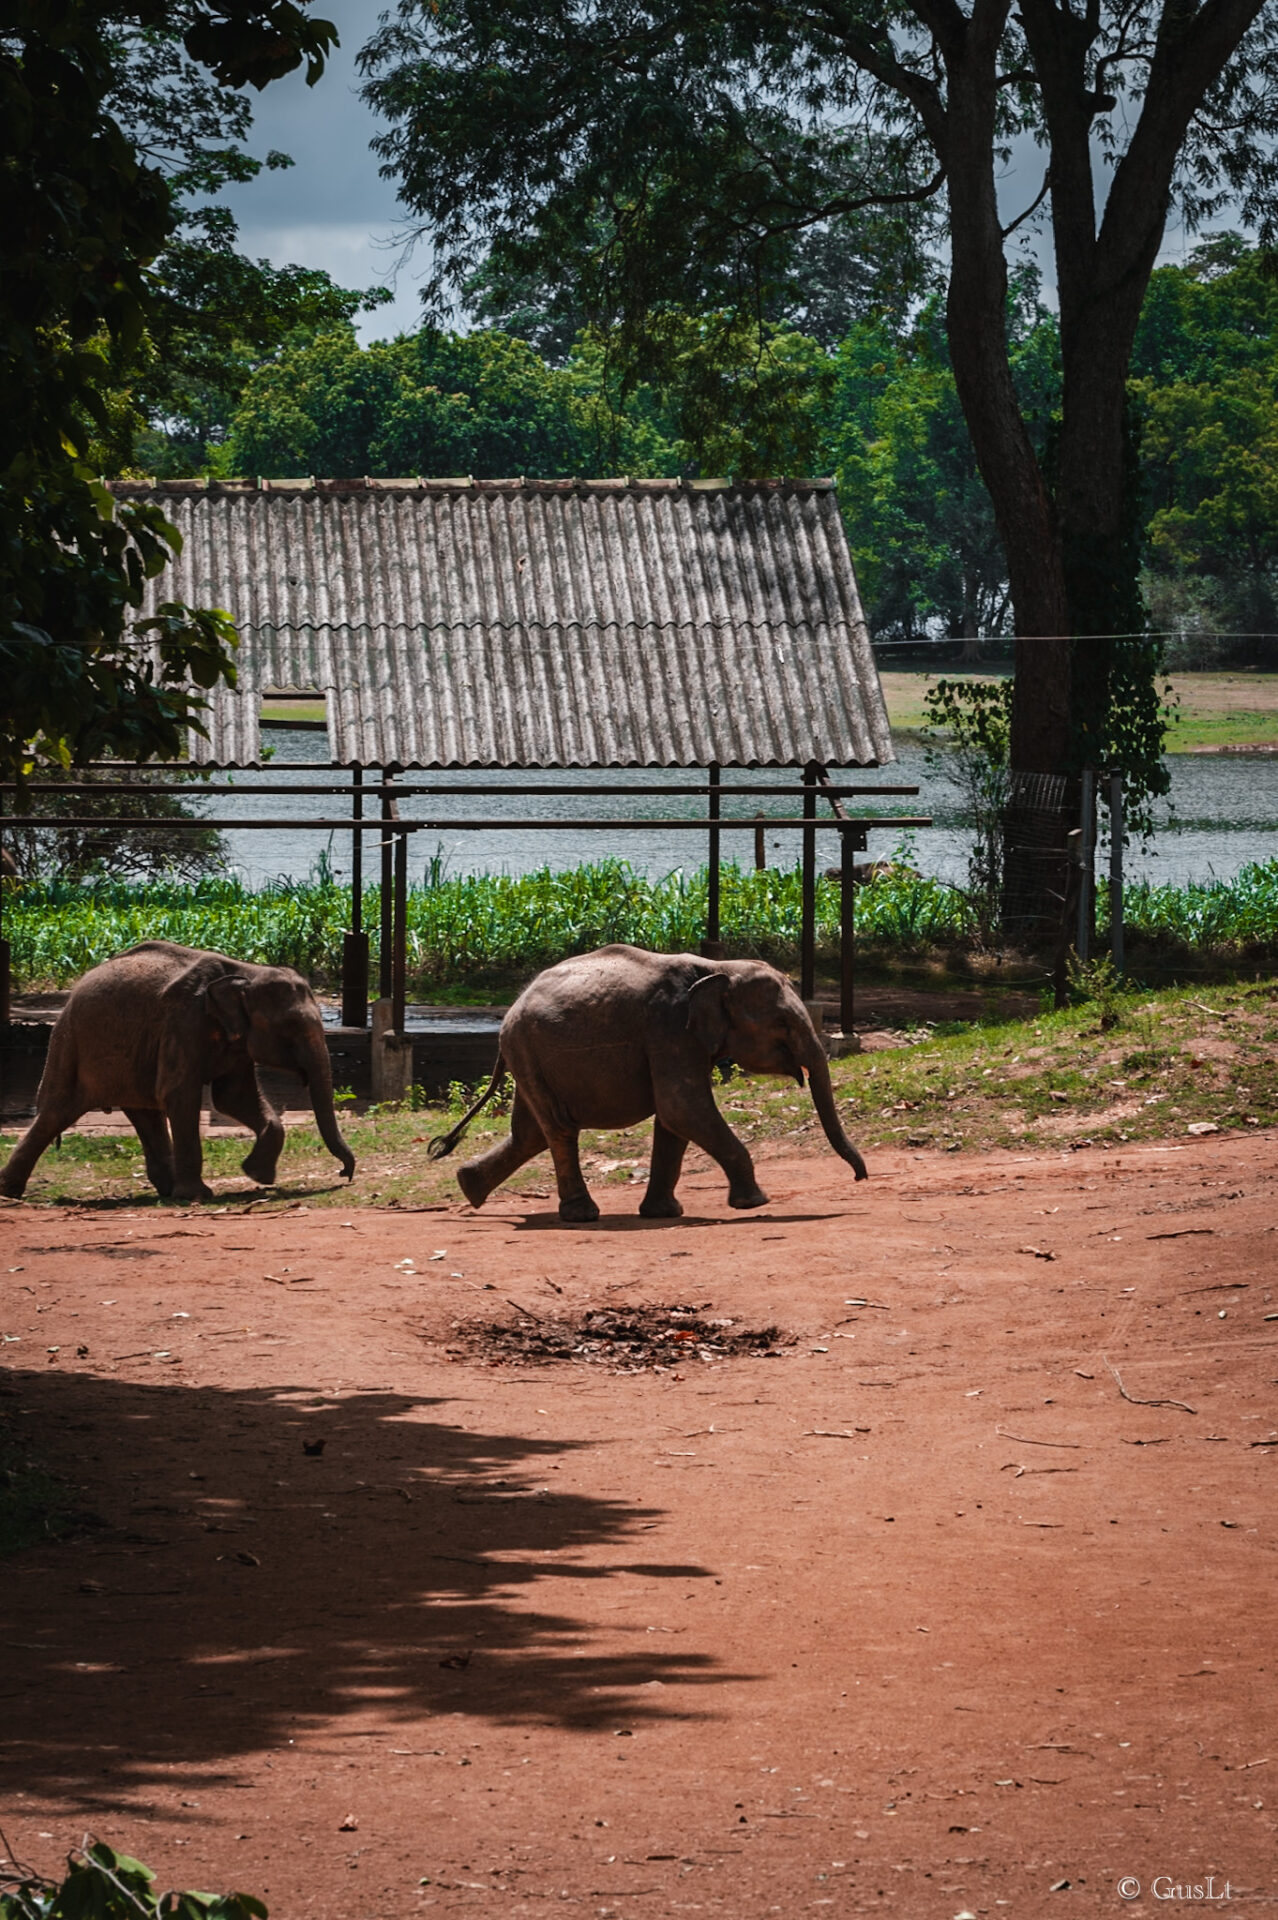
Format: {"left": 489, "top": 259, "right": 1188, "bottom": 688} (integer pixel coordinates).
{"left": 0, "top": 1841, "right": 265, "bottom": 1920}
{"left": 7, "top": 857, "right": 1277, "bottom": 998}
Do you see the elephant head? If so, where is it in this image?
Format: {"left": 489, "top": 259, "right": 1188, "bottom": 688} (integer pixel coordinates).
{"left": 685, "top": 962, "right": 867, "bottom": 1180}
{"left": 206, "top": 966, "right": 356, "bottom": 1181}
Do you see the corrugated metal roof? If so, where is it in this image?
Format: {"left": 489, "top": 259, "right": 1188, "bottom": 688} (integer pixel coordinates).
{"left": 112, "top": 478, "right": 893, "bottom": 769}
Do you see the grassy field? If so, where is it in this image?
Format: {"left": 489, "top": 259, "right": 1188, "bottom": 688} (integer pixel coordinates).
{"left": 5, "top": 976, "right": 1274, "bottom": 1210}
{"left": 879, "top": 668, "right": 1278, "bottom": 751}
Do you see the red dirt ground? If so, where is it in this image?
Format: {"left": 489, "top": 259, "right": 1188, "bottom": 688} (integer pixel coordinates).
{"left": 1, "top": 1132, "right": 1275, "bottom": 1919}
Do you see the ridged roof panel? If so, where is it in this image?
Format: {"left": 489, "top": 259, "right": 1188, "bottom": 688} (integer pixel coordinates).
{"left": 113, "top": 479, "right": 892, "bottom": 768}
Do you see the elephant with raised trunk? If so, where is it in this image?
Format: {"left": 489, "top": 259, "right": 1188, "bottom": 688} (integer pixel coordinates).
{"left": 429, "top": 944, "right": 866, "bottom": 1222}
{"left": 0, "top": 942, "right": 356, "bottom": 1203}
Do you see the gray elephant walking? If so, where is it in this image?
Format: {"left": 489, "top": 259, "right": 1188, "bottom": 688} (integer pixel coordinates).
{"left": 0, "top": 942, "right": 356, "bottom": 1203}
{"left": 430, "top": 944, "right": 866, "bottom": 1222}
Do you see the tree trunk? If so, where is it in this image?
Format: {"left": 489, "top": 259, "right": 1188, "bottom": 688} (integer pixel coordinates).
{"left": 933, "top": 0, "right": 1265, "bottom": 942}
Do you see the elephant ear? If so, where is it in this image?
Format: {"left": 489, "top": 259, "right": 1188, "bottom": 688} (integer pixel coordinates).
{"left": 684, "top": 971, "right": 731, "bottom": 1057}
{"left": 206, "top": 975, "right": 251, "bottom": 1041}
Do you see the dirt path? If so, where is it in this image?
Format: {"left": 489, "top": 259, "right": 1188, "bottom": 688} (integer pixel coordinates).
{"left": 2, "top": 1133, "right": 1275, "bottom": 1917}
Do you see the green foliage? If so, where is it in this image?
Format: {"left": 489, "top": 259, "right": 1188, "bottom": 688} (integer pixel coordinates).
{"left": 1064, "top": 951, "right": 1131, "bottom": 1028}
{"left": 828, "top": 282, "right": 1059, "bottom": 642}
{"left": 606, "top": 314, "right": 834, "bottom": 478}
{"left": 0, "top": 0, "right": 336, "bottom": 780}
{"left": 1, "top": 769, "right": 225, "bottom": 884}
{"left": 357, "top": 0, "right": 1278, "bottom": 684}
{"left": 1121, "top": 861, "right": 1278, "bottom": 949}
{"left": 11, "top": 856, "right": 1278, "bottom": 999}
{"left": 0, "top": 1840, "right": 266, "bottom": 1920}
{"left": 5, "top": 859, "right": 976, "bottom": 994}
{"left": 225, "top": 324, "right": 666, "bottom": 479}
{"left": 921, "top": 677, "right": 1015, "bottom": 934}
{"left": 1131, "top": 240, "right": 1278, "bottom": 648}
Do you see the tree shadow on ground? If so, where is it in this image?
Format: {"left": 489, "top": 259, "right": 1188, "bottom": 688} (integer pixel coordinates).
{"left": 0, "top": 1366, "right": 742, "bottom": 1812}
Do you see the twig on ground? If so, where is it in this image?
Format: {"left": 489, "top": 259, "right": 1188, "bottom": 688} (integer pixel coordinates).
{"left": 1103, "top": 1354, "right": 1197, "bottom": 1414}
{"left": 995, "top": 1429, "right": 1081, "bottom": 1448}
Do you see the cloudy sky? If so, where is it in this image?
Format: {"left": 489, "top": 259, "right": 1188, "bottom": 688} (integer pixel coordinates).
{"left": 216, "top": 0, "right": 429, "bottom": 342}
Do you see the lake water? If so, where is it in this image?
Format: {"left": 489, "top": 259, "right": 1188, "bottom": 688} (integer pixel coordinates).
{"left": 207, "top": 730, "right": 1278, "bottom": 892}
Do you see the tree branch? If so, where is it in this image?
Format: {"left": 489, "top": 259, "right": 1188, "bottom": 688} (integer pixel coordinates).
{"left": 1002, "top": 165, "right": 1052, "bottom": 236}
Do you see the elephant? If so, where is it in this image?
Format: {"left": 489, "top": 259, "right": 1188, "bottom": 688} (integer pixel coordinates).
{"left": 428, "top": 944, "right": 866, "bottom": 1222}
{"left": 0, "top": 942, "right": 356, "bottom": 1204}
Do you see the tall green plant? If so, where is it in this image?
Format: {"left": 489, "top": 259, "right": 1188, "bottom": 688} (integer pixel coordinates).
{"left": 922, "top": 678, "right": 1015, "bottom": 940}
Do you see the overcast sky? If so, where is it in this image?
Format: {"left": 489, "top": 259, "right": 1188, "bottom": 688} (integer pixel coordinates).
{"left": 216, "top": 0, "right": 429, "bottom": 341}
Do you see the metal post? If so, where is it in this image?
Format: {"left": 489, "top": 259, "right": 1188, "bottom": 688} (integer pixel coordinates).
{"left": 379, "top": 769, "right": 395, "bottom": 1000}
{"left": 800, "top": 761, "right": 818, "bottom": 1004}
{"left": 341, "top": 764, "right": 369, "bottom": 1027}
{"left": 1108, "top": 769, "right": 1124, "bottom": 976}
{"left": 0, "top": 793, "right": 8, "bottom": 1028}
{"left": 1076, "top": 768, "right": 1096, "bottom": 963}
{"left": 391, "top": 825, "right": 408, "bottom": 1040}
{"left": 706, "top": 760, "right": 721, "bottom": 947}
{"left": 839, "top": 824, "right": 856, "bottom": 1036}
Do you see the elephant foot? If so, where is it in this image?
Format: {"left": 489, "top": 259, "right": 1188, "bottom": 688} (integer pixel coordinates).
{"left": 558, "top": 1193, "right": 600, "bottom": 1224}
{"left": 0, "top": 1173, "right": 28, "bottom": 1200}
{"left": 728, "top": 1185, "right": 769, "bottom": 1210}
{"left": 242, "top": 1120, "right": 285, "bottom": 1187}
{"left": 639, "top": 1193, "right": 683, "bottom": 1219}
{"left": 457, "top": 1163, "right": 490, "bottom": 1209}
{"left": 171, "top": 1182, "right": 215, "bottom": 1204}
{"left": 241, "top": 1148, "right": 280, "bottom": 1187}
{"left": 147, "top": 1169, "right": 175, "bottom": 1198}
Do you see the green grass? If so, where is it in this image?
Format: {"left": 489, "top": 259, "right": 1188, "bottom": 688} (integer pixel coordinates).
{"left": 5, "top": 978, "right": 1274, "bottom": 1211}
{"left": 1163, "top": 708, "right": 1278, "bottom": 751}
{"left": 880, "top": 667, "right": 1278, "bottom": 751}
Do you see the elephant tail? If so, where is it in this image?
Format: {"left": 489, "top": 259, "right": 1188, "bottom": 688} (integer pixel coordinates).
{"left": 427, "top": 1056, "right": 507, "bottom": 1161}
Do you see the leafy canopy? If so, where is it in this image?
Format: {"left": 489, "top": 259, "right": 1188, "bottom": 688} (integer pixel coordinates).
{"left": 0, "top": 0, "right": 337, "bottom": 781}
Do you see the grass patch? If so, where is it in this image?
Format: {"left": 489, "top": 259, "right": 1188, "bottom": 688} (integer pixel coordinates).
{"left": 879, "top": 666, "right": 1278, "bottom": 750}
{"left": 1164, "top": 708, "right": 1278, "bottom": 752}
{"left": 5, "top": 978, "right": 1274, "bottom": 1210}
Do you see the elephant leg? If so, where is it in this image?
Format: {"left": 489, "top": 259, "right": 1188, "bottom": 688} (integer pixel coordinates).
{"left": 545, "top": 1127, "right": 599, "bottom": 1223}
{"left": 0, "top": 1097, "right": 85, "bottom": 1199}
{"left": 163, "top": 1086, "right": 213, "bottom": 1203}
{"left": 655, "top": 1087, "right": 768, "bottom": 1211}
{"left": 124, "top": 1109, "right": 175, "bottom": 1198}
{"left": 457, "top": 1087, "right": 546, "bottom": 1209}
{"left": 210, "top": 1070, "right": 285, "bottom": 1186}
{"left": 639, "top": 1119, "right": 686, "bottom": 1218}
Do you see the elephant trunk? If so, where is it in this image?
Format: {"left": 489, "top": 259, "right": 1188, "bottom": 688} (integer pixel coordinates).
{"left": 799, "top": 1028, "right": 868, "bottom": 1181}
{"left": 300, "top": 1027, "right": 356, "bottom": 1181}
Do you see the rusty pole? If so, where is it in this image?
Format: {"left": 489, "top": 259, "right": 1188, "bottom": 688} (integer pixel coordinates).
{"left": 341, "top": 764, "right": 369, "bottom": 1027}
{"left": 800, "top": 761, "right": 819, "bottom": 1004}
{"left": 840, "top": 825, "right": 857, "bottom": 1035}
{"left": 378, "top": 769, "right": 396, "bottom": 999}
{"left": 391, "top": 825, "right": 408, "bottom": 1038}
{"left": 704, "top": 761, "right": 722, "bottom": 956}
